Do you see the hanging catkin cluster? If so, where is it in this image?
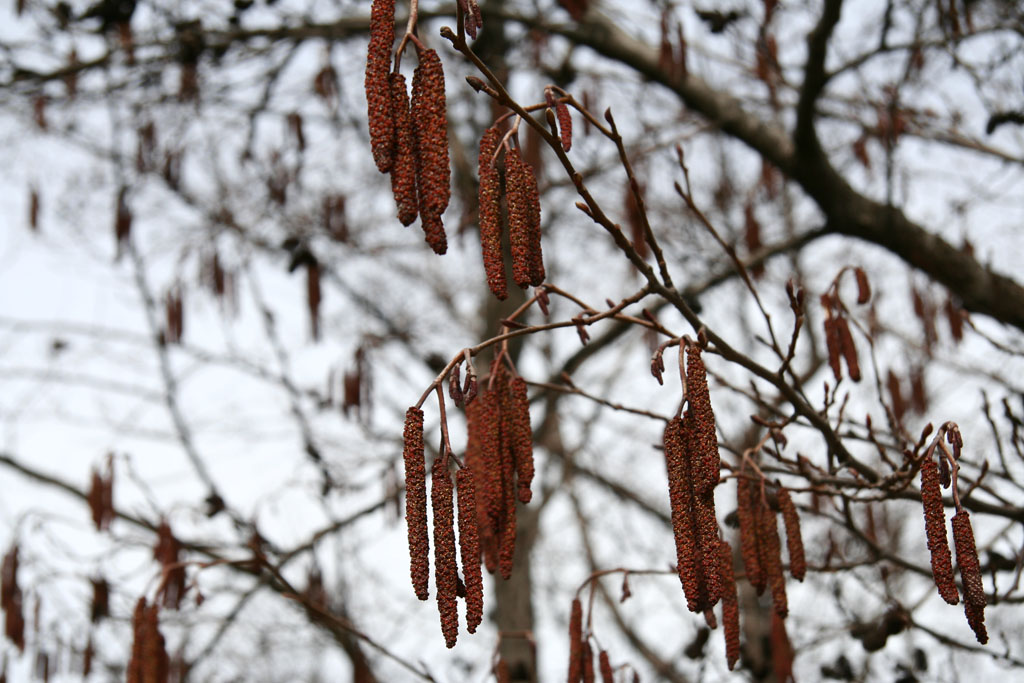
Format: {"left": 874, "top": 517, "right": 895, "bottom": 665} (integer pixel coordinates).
{"left": 663, "top": 343, "right": 722, "bottom": 614}
{"left": 365, "top": 0, "right": 451, "bottom": 253}
{"left": 476, "top": 128, "right": 545, "bottom": 298}
{"left": 821, "top": 292, "right": 861, "bottom": 383}
{"left": 402, "top": 407, "right": 486, "bottom": 648}
{"left": 735, "top": 475, "right": 789, "bottom": 617}
{"left": 464, "top": 360, "right": 535, "bottom": 580}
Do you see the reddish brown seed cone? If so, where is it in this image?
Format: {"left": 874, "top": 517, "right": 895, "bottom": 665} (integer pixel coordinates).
{"left": 718, "top": 539, "right": 741, "bottom": 671}
{"left": 478, "top": 126, "right": 507, "bottom": 299}
{"left": 777, "top": 488, "right": 806, "bottom": 581}
{"left": 403, "top": 407, "right": 430, "bottom": 601}
{"left": 431, "top": 458, "right": 459, "bottom": 648}
{"left": 411, "top": 48, "right": 450, "bottom": 218}
{"left": 921, "top": 456, "right": 959, "bottom": 604}
{"left": 365, "top": 0, "right": 395, "bottom": 173}
{"left": 952, "top": 510, "right": 988, "bottom": 644}
{"left": 389, "top": 72, "right": 418, "bottom": 226}
{"left": 568, "top": 598, "right": 583, "bottom": 683}
{"left": 456, "top": 467, "right": 484, "bottom": 634}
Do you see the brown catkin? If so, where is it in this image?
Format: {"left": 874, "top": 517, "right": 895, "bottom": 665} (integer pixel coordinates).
{"left": 835, "top": 316, "right": 861, "bottom": 382}
{"left": 686, "top": 344, "right": 720, "bottom": 496}
{"left": 411, "top": 48, "right": 450, "bottom": 217}
{"left": 718, "top": 539, "right": 741, "bottom": 671}
{"left": 468, "top": 390, "right": 503, "bottom": 573}
{"left": 854, "top": 267, "right": 871, "bottom": 304}
{"left": 431, "top": 458, "right": 459, "bottom": 648}
{"left": 505, "top": 148, "right": 544, "bottom": 288}
{"left": 777, "top": 488, "right": 806, "bottom": 581}
{"left": 582, "top": 640, "right": 595, "bottom": 683}
{"left": 508, "top": 377, "right": 535, "bottom": 503}
{"left": 736, "top": 476, "right": 765, "bottom": 594}
{"left": 420, "top": 210, "right": 448, "bottom": 255}
{"left": 456, "top": 467, "right": 484, "bottom": 634}
{"left": 495, "top": 658, "right": 511, "bottom": 683}
{"left": 556, "top": 101, "right": 573, "bottom": 152}
{"left": 389, "top": 73, "right": 418, "bottom": 226}
{"left": 598, "top": 650, "right": 613, "bottom": 683}
{"left": 403, "top": 407, "right": 430, "bottom": 601}
{"left": 952, "top": 510, "right": 988, "bottom": 643}
{"left": 568, "top": 598, "right": 583, "bottom": 683}
{"left": 478, "top": 126, "right": 507, "bottom": 299}
{"left": 127, "top": 598, "right": 168, "bottom": 683}
{"left": 664, "top": 417, "right": 700, "bottom": 611}
{"left": 365, "top": 0, "right": 395, "bottom": 173}
{"left": 758, "top": 498, "right": 788, "bottom": 618}
{"left": 824, "top": 316, "right": 842, "bottom": 382}
{"left": 921, "top": 456, "right": 959, "bottom": 604}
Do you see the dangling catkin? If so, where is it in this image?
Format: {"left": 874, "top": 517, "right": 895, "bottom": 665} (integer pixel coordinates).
{"left": 568, "top": 598, "right": 583, "bottom": 683}
{"left": 431, "top": 458, "right": 459, "bottom": 648}
{"left": 598, "top": 650, "right": 613, "bottom": 683}
{"left": 411, "top": 48, "right": 450, "bottom": 253}
{"left": 920, "top": 456, "right": 959, "bottom": 604}
{"left": 952, "top": 509, "right": 987, "bottom": 643}
{"left": 505, "top": 148, "right": 544, "bottom": 288}
{"left": 777, "top": 488, "right": 806, "bottom": 581}
{"left": 685, "top": 344, "right": 720, "bottom": 496}
{"left": 508, "top": 377, "right": 535, "bottom": 503}
{"left": 835, "top": 316, "right": 861, "bottom": 382}
{"left": 718, "top": 539, "right": 740, "bottom": 670}
{"left": 758, "top": 499, "right": 788, "bottom": 618}
{"left": 456, "top": 467, "right": 484, "bottom": 633}
{"left": 737, "top": 476, "right": 765, "bottom": 594}
{"left": 478, "top": 126, "right": 507, "bottom": 299}
{"left": 664, "top": 417, "right": 700, "bottom": 611}
{"left": 365, "top": 0, "right": 395, "bottom": 173}
{"left": 389, "top": 73, "right": 418, "bottom": 226}
{"left": 582, "top": 640, "right": 596, "bottom": 683}
{"left": 403, "top": 407, "right": 430, "bottom": 600}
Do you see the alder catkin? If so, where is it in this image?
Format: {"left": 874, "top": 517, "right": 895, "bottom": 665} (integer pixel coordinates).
{"left": 389, "top": 72, "right": 418, "bottom": 226}
{"left": 759, "top": 498, "right": 788, "bottom": 618}
{"left": 365, "top": 0, "right": 395, "bottom": 173}
{"left": 736, "top": 476, "right": 765, "bottom": 594}
{"left": 685, "top": 343, "right": 720, "bottom": 496}
{"left": 468, "top": 391, "right": 502, "bottom": 573}
{"left": 582, "top": 640, "right": 596, "bottom": 683}
{"left": 420, "top": 211, "right": 448, "bottom": 255}
{"left": 456, "top": 467, "right": 484, "bottom": 634}
{"left": 598, "top": 650, "right": 613, "bottom": 683}
{"left": 568, "top": 598, "right": 584, "bottom": 683}
{"left": 505, "top": 147, "right": 544, "bottom": 288}
{"left": 777, "top": 488, "right": 806, "bottom": 581}
{"left": 664, "top": 417, "right": 700, "bottom": 611}
{"left": 718, "top": 539, "right": 741, "bottom": 671}
{"left": 921, "top": 456, "right": 959, "bottom": 604}
{"left": 508, "top": 377, "right": 535, "bottom": 503}
{"left": 411, "top": 48, "right": 450, "bottom": 217}
{"left": 952, "top": 509, "right": 988, "bottom": 643}
{"left": 478, "top": 126, "right": 507, "bottom": 300}
{"left": 854, "top": 267, "right": 871, "bottom": 304}
{"left": 835, "top": 316, "right": 861, "bottom": 382}
{"left": 403, "top": 407, "right": 430, "bottom": 601}
{"left": 556, "top": 101, "right": 573, "bottom": 152}
{"left": 431, "top": 458, "right": 459, "bottom": 648}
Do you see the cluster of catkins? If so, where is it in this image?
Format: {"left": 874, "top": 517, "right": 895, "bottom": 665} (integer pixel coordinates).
{"left": 566, "top": 598, "right": 618, "bottom": 683}
{"left": 662, "top": 342, "right": 806, "bottom": 671}
{"left": 478, "top": 126, "right": 545, "bottom": 299}
{"left": 919, "top": 424, "right": 987, "bottom": 643}
{"left": 366, "top": 0, "right": 450, "bottom": 254}
{"left": 403, "top": 363, "right": 534, "bottom": 648}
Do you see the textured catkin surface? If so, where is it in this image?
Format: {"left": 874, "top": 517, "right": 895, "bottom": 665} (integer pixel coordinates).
{"left": 921, "top": 456, "right": 959, "bottom": 604}
{"left": 411, "top": 48, "right": 450, "bottom": 252}
{"left": 389, "top": 73, "right": 418, "bottom": 226}
{"left": 456, "top": 467, "right": 484, "bottom": 633}
{"left": 952, "top": 509, "right": 988, "bottom": 643}
{"left": 403, "top": 407, "right": 429, "bottom": 601}
{"left": 718, "top": 539, "right": 741, "bottom": 670}
{"left": 505, "top": 148, "right": 543, "bottom": 288}
{"left": 431, "top": 459, "right": 459, "bottom": 648}
{"left": 365, "top": 0, "right": 395, "bottom": 173}
{"left": 777, "top": 487, "right": 806, "bottom": 581}
{"left": 477, "top": 126, "right": 506, "bottom": 300}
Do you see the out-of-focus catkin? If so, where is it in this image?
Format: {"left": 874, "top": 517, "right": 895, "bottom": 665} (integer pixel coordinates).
{"left": 456, "top": 467, "right": 484, "bottom": 634}
{"left": 389, "top": 73, "right": 418, "bottom": 226}
{"left": 568, "top": 598, "right": 583, "bottom": 683}
{"left": 777, "top": 488, "right": 806, "bottom": 581}
{"left": 952, "top": 509, "right": 987, "bottom": 643}
{"left": 403, "top": 407, "right": 430, "bottom": 601}
{"left": 921, "top": 456, "right": 959, "bottom": 604}
{"left": 431, "top": 458, "right": 459, "bottom": 648}
{"left": 478, "top": 126, "right": 506, "bottom": 299}
{"left": 758, "top": 498, "right": 788, "bottom": 618}
{"left": 718, "top": 539, "right": 741, "bottom": 671}
{"left": 598, "top": 650, "right": 613, "bottom": 683}
{"left": 365, "top": 0, "right": 395, "bottom": 173}
{"left": 737, "top": 476, "right": 765, "bottom": 594}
